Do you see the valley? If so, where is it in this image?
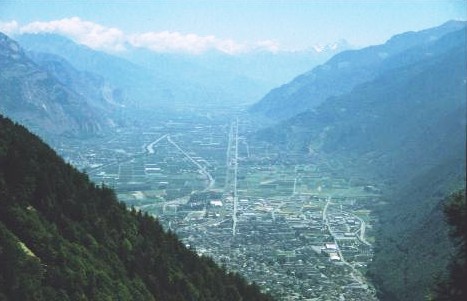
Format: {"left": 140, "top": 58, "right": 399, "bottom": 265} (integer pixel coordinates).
{"left": 1, "top": 14, "right": 465, "bottom": 300}
{"left": 55, "top": 105, "right": 381, "bottom": 300}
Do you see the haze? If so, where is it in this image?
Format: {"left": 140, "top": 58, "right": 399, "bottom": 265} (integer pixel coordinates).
{"left": 1, "top": 0, "right": 465, "bottom": 53}
{"left": 0, "top": 1, "right": 465, "bottom": 301}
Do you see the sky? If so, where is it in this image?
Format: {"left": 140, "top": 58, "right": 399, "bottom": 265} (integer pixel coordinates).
{"left": 0, "top": 0, "right": 465, "bottom": 54}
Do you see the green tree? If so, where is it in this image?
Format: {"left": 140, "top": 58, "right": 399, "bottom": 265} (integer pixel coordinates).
{"left": 432, "top": 190, "right": 466, "bottom": 300}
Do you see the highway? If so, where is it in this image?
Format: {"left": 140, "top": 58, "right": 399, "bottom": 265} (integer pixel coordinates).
{"left": 146, "top": 134, "right": 168, "bottom": 154}
{"left": 166, "top": 135, "right": 215, "bottom": 190}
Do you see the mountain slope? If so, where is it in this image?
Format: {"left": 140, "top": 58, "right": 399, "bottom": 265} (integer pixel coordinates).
{"left": 369, "top": 158, "right": 465, "bottom": 301}
{"left": 250, "top": 20, "right": 466, "bottom": 120}
{"left": 432, "top": 190, "right": 467, "bottom": 300}
{"left": 27, "top": 51, "right": 125, "bottom": 111}
{"left": 0, "top": 114, "right": 272, "bottom": 301}
{"left": 17, "top": 33, "right": 347, "bottom": 108}
{"left": 257, "top": 27, "right": 466, "bottom": 184}
{"left": 18, "top": 33, "right": 253, "bottom": 107}
{"left": 0, "top": 33, "right": 111, "bottom": 137}
{"left": 255, "top": 26, "right": 466, "bottom": 301}
{"left": 16, "top": 33, "right": 149, "bottom": 90}
{"left": 16, "top": 33, "right": 170, "bottom": 108}
{"left": 123, "top": 42, "right": 349, "bottom": 94}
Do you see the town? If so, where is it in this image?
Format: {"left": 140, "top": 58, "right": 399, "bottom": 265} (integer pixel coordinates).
{"left": 54, "top": 105, "right": 381, "bottom": 300}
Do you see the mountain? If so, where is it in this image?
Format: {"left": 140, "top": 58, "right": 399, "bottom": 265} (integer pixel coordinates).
{"left": 257, "top": 26, "right": 466, "bottom": 182}
{"left": 186, "top": 47, "right": 348, "bottom": 87}
{"left": 432, "top": 190, "right": 467, "bottom": 300}
{"left": 120, "top": 47, "right": 273, "bottom": 106}
{"left": 17, "top": 33, "right": 261, "bottom": 107}
{"left": 17, "top": 33, "right": 347, "bottom": 108}
{"left": 255, "top": 25, "right": 466, "bottom": 301}
{"left": 26, "top": 51, "right": 125, "bottom": 111}
{"left": 0, "top": 114, "right": 273, "bottom": 300}
{"left": 123, "top": 41, "right": 349, "bottom": 90}
{"left": 0, "top": 33, "right": 113, "bottom": 137}
{"left": 250, "top": 20, "right": 466, "bottom": 120}
{"left": 16, "top": 33, "right": 172, "bottom": 108}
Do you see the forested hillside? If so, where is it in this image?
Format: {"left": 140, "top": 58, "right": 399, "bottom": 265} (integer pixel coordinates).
{"left": 256, "top": 27, "right": 465, "bottom": 184}
{"left": 433, "top": 190, "right": 467, "bottom": 300}
{"left": 250, "top": 21, "right": 465, "bottom": 120}
{"left": 0, "top": 115, "right": 272, "bottom": 301}
{"left": 253, "top": 25, "right": 466, "bottom": 301}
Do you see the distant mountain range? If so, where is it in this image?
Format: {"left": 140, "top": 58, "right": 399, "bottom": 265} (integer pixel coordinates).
{"left": 16, "top": 33, "right": 175, "bottom": 109}
{"left": 252, "top": 21, "right": 466, "bottom": 300}
{"left": 0, "top": 33, "right": 115, "bottom": 137}
{"left": 250, "top": 20, "right": 466, "bottom": 120}
{"left": 16, "top": 33, "right": 347, "bottom": 109}
{"left": 257, "top": 25, "right": 466, "bottom": 180}
{"left": 0, "top": 31, "right": 347, "bottom": 139}
{"left": 121, "top": 39, "right": 350, "bottom": 89}
{"left": 28, "top": 51, "right": 125, "bottom": 111}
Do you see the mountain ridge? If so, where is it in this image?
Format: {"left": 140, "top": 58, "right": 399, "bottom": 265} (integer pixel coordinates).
{"left": 0, "top": 32, "right": 114, "bottom": 137}
{"left": 253, "top": 22, "right": 466, "bottom": 301}
{"left": 26, "top": 51, "right": 126, "bottom": 111}
{"left": 250, "top": 20, "right": 466, "bottom": 120}
{"left": 17, "top": 32, "right": 348, "bottom": 108}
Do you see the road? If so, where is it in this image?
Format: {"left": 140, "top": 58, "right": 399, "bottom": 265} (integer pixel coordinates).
{"left": 167, "top": 135, "right": 215, "bottom": 190}
{"left": 146, "top": 134, "right": 168, "bottom": 154}
{"left": 322, "top": 196, "right": 375, "bottom": 293}
{"left": 352, "top": 213, "right": 372, "bottom": 246}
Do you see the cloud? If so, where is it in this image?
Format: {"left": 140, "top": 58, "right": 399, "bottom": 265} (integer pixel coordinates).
{"left": 18, "top": 17, "right": 127, "bottom": 51}
{"left": 129, "top": 31, "right": 252, "bottom": 54}
{"left": 0, "top": 20, "right": 19, "bottom": 35}
{"left": 254, "top": 40, "right": 280, "bottom": 53}
{"left": 0, "top": 17, "right": 282, "bottom": 55}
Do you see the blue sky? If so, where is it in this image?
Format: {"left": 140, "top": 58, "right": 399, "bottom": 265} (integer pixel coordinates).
{"left": 0, "top": 0, "right": 465, "bottom": 53}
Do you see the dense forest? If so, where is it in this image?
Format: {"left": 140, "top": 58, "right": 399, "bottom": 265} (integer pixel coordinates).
{"left": 0, "top": 115, "right": 272, "bottom": 300}
{"left": 432, "top": 190, "right": 467, "bottom": 300}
